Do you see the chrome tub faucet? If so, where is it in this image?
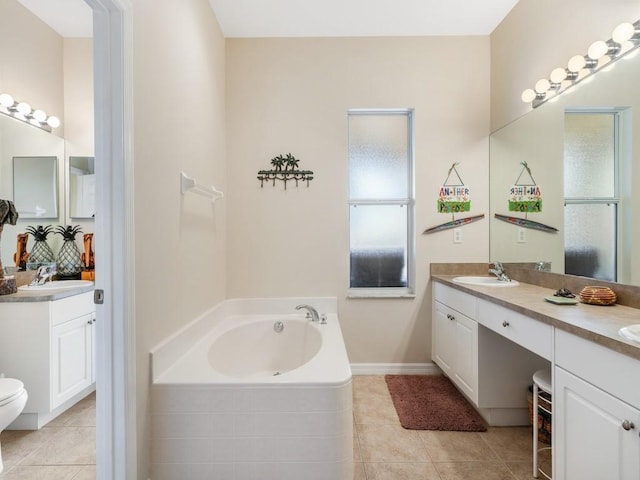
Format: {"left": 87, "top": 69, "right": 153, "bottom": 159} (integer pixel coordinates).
{"left": 296, "top": 304, "right": 326, "bottom": 324}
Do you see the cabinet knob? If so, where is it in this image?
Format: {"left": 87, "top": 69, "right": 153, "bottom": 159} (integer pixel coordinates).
{"left": 622, "top": 420, "right": 635, "bottom": 431}
{"left": 502, "top": 321, "right": 510, "bottom": 327}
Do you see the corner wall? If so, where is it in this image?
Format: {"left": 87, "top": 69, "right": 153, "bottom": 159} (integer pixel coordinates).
{"left": 226, "top": 36, "right": 490, "bottom": 365}
{"left": 131, "top": 0, "right": 227, "bottom": 477}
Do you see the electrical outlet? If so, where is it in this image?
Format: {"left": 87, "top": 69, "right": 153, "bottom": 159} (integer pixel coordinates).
{"left": 453, "top": 228, "right": 462, "bottom": 244}
{"left": 517, "top": 228, "right": 526, "bottom": 243}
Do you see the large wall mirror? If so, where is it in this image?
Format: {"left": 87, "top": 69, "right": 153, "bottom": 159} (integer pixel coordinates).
{"left": 0, "top": 114, "right": 65, "bottom": 268}
{"left": 490, "top": 52, "right": 640, "bottom": 286}
{"left": 68, "top": 156, "right": 95, "bottom": 219}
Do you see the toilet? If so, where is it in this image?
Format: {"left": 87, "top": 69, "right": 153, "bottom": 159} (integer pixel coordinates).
{"left": 0, "top": 378, "right": 28, "bottom": 473}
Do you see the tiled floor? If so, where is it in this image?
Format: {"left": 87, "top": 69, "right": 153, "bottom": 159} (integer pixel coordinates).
{"left": 0, "top": 392, "right": 96, "bottom": 479}
{"left": 1, "top": 377, "right": 550, "bottom": 480}
{"left": 353, "top": 375, "right": 550, "bottom": 480}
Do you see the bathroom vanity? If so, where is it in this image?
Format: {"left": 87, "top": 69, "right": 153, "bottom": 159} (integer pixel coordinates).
{"left": 0, "top": 285, "right": 96, "bottom": 429}
{"left": 432, "top": 272, "right": 640, "bottom": 480}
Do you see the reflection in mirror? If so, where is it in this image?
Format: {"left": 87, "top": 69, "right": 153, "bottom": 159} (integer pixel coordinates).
{"left": 13, "top": 156, "right": 58, "bottom": 219}
{"left": 490, "top": 49, "right": 640, "bottom": 286}
{"left": 69, "top": 156, "right": 95, "bottom": 218}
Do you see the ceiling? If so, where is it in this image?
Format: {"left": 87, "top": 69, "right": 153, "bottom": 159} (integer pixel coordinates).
{"left": 16, "top": 0, "right": 519, "bottom": 39}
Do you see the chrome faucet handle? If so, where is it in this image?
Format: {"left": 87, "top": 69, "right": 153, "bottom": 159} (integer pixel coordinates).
{"left": 295, "top": 304, "right": 320, "bottom": 322}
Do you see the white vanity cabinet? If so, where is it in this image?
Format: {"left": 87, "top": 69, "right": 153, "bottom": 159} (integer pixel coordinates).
{"left": 0, "top": 290, "right": 96, "bottom": 429}
{"left": 554, "top": 330, "right": 640, "bottom": 480}
{"left": 432, "top": 283, "right": 478, "bottom": 403}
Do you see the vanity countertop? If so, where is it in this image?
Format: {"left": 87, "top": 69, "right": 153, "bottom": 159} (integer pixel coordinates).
{"left": 432, "top": 275, "right": 640, "bottom": 361}
{"left": 0, "top": 284, "right": 94, "bottom": 303}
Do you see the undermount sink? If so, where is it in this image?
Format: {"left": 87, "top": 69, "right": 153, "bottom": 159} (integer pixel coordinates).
{"left": 619, "top": 325, "right": 640, "bottom": 344}
{"left": 18, "top": 280, "right": 94, "bottom": 291}
{"left": 452, "top": 276, "right": 520, "bottom": 287}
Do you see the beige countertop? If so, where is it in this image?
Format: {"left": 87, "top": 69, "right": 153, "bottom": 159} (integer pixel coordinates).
{"left": 432, "top": 275, "right": 640, "bottom": 361}
{"left": 0, "top": 284, "right": 94, "bottom": 303}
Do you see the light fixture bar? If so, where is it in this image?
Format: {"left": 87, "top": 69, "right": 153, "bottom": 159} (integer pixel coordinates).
{"left": 521, "top": 18, "right": 640, "bottom": 109}
{"left": 0, "top": 92, "right": 61, "bottom": 132}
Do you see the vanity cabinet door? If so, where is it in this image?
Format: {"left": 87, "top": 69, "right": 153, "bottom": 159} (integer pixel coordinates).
{"left": 555, "top": 367, "right": 640, "bottom": 480}
{"left": 51, "top": 313, "right": 93, "bottom": 408}
{"left": 433, "top": 301, "right": 457, "bottom": 378}
{"left": 453, "top": 313, "right": 478, "bottom": 402}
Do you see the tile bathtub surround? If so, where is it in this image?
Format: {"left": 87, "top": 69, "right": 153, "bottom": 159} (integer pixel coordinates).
{"left": 0, "top": 392, "right": 96, "bottom": 479}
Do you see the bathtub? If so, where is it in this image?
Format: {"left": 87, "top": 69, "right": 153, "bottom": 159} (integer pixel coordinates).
{"left": 150, "top": 297, "right": 353, "bottom": 480}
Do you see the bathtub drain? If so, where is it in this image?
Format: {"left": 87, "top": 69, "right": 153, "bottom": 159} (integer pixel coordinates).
{"left": 273, "top": 321, "right": 284, "bottom": 333}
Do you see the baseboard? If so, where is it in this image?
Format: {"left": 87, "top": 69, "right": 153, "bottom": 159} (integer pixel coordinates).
{"left": 350, "top": 362, "right": 441, "bottom": 376}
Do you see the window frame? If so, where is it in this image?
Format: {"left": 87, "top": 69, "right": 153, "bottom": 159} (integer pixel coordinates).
{"left": 564, "top": 109, "right": 620, "bottom": 282}
{"left": 347, "top": 108, "right": 416, "bottom": 298}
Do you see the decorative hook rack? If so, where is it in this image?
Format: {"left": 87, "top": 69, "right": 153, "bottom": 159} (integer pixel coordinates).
{"left": 257, "top": 153, "right": 313, "bottom": 189}
{"left": 180, "top": 171, "right": 224, "bottom": 203}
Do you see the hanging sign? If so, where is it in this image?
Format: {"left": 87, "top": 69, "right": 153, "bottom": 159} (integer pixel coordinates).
{"left": 509, "top": 161, "right": 542, "bottom": 213}
{"left": 437, "top": 163, "right": 471, "bottom": 213}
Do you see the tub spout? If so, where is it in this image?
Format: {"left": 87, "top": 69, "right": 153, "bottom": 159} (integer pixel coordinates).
{"left": 295, "top": 304, "right": 319, "bottom": 322}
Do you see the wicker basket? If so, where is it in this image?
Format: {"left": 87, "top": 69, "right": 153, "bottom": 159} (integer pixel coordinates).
{"left": 528, "top": 385, "right": 552, "bottom": 445}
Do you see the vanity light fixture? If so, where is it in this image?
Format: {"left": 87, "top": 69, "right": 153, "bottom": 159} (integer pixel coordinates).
{"left": 0, "top": 92, "right": 61, "bottom": 132}
{"left": 522, "top": 19, "right": 640, "bottom": 108}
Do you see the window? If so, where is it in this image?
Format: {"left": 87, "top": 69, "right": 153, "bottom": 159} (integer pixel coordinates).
{"left": 348, "top": 109, "right": 415, "bottom": 295}
{"left": 564, "top": 111, "right": 619, "bottom": 282}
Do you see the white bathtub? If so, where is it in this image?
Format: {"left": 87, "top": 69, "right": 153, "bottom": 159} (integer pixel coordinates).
{"left": 150, "top": 297, "right": 353, "bottom": 480}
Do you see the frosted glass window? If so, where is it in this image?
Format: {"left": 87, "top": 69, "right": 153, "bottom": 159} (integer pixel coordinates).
{"left": 350, "top": 205, "right": 407, "bottom": 288}
{"left": 349, "top": 114, "right": 409, "bottom": 200}
{"left": 348, "top": 109, "right": 414, "bottom": 293}
{"left": 564, "top": 204, "right": 616, "bottom": 282}
{"left": 564, "top": 111, "right": 619, "bottom": 282}
{"left": 564, "top": 113, "right": 615, "bottom": 198}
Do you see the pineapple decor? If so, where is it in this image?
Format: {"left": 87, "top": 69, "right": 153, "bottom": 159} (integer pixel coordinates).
{"left": 55, "top": 225, "right": 83, "bottom": 277}
{"left": 25, "top": 225, "right": 56, "bottom": 267}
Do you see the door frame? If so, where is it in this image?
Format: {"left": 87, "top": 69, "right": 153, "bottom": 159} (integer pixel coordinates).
{"left": 85, "top": 0, "right": 136, "bottom": 478}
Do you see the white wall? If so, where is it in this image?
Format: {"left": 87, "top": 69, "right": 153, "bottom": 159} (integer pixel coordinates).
{"left": 226, "top": 36, "right": 490, "bottom": 365}
{"left": 130, "top": 0, "right": 227, "bottom": 477}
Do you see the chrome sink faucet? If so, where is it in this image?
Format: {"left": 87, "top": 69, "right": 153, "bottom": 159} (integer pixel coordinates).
{"left": 295, "top": 304, "right": 320, "bottom": 323}
{"left": 489, "top": 261, "right": 511, "bottom": 282}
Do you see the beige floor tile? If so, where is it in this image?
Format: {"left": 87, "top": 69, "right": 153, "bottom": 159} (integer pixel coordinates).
{"left": 47, "top": 393, "right": 96, "bottom": 428}
{"left": 353, "top": 375, "right": 392, "bottom": 398}
{"left": 0, "top": 428, "right": 61, "bottom": 467}
{"left": 358, "top": 424, "right": 429, "bottom": 462}
{"left": 354, "top": 394, "right": 400, "bottom": 425}
{"left": 19, "top": 427, "right": 95, "bottom": 466}
{"left": 480, "top": 427, "right": 533, "bottom": 462}
{"left": 354, "top": 429, "right": 362, "bottom": 461}
{"left": 505, "top": 462, "right": 535, "bottom": 480}
{"left": 0, "top": 465, "right": 81, "bottom": 480}
{"left": 435, "top": 462, "right": 517, "bottom": 480}
{"left": 354, "top": 462, "right": 367, "bottom": 480}
{"left": 364, "top": 462, "right": 442, "bottom": 480}
{"left": 71, "top": 465, "right": 96, "bottom": 480}
{"left": 419, "top": 430, "right": 499, "bottom": 462}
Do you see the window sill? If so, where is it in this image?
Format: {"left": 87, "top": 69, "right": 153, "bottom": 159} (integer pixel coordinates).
{"left": 347, "top": 288, "right": 416, "bottom": 299}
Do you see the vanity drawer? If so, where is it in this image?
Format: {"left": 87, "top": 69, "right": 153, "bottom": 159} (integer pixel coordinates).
{"left": 50, "top": 291, "right": 95, "bottom": 326}
{"left": 477, "top": 299, "right": 552, "bottom": 360}
{"left": 433, "top": 282, "right": 477, "bottom": 319}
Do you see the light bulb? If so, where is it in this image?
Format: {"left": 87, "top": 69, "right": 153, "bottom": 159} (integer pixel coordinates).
{"left": 521, "top": 89, "right": 536, "bottom": 103}
{"left": 567, "top": 54, "right": 586, "bottom": 72}
{"left": 46, "top": 116, "right": 61, "bottom": 128}
{"left": 588, "top": 40, "right": 608, "bottom": 60}
{"left": 0, "top": 93, "right": 14, "bottom": 108}
{"left": 32, "top": 109, "right": 47, "bottom": 122}
{"left": 535, "top": 78, "right": 550, "bottom": 93}
{"left": 612, "top": 22, "right": 635, "bottom": 43}
{"left": 550, "top": 67, "right": 567, "bottom": 84}
{"left": 16, "top": 102, "right": 31, "bottom": 115}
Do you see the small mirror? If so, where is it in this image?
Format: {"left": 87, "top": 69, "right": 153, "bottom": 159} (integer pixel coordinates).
{"left": 13, "top": 156, "right": 58, "bottom": 219}
{"left": 68, "top": 156, "right": 95, "bottom": 219}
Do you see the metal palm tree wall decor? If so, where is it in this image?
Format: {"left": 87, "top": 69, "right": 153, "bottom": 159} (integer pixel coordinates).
{"left": 257, "top": 153, "right": 314, "bottom": 189}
